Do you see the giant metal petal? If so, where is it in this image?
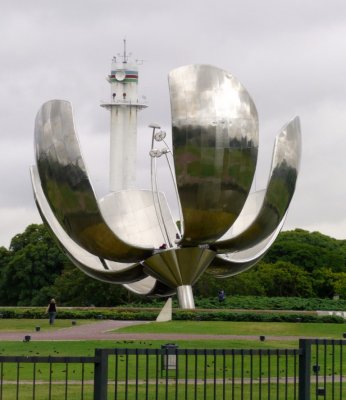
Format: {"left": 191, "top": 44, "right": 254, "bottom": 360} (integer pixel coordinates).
{"left": 169, "top": 65, "right": 259, "bottom": 245}
{"left": 207, "top": 212, "right": 286, "bottom": 278}
{"left": 212, "top": 117, "right": 301, "bottom": 253}
{"left": 35, "top": 100, "right": 153, "bottom": 263}
{"left": 32, "top": 165, "right": 175, "bottom": 296}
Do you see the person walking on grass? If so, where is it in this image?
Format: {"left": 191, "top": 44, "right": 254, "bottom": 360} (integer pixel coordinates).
{"left": 46, "top": 298, "right": 57, "bottom": 325}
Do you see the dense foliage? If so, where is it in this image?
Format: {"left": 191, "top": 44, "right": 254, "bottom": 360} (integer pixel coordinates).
{"left": 0, "top": 224, "right": 346, "bottom": 306}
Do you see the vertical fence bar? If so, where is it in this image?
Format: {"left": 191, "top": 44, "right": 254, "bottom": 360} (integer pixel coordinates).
{"left": 194, "top": 350, "right": 197, "bottom": 400}
{"left": 222, "top": 350, "right": 226, "bottom": 400}
{"left": 64, "top": 362, "right": 68, "bottom": 400}
{"left": 0, "top": 362, "right": 3, "bottom": 400}
{"left": 299, "top": 339, "right": 311, "bottom": 400}
{"left": 125, "top": 349, "right": 129, "bottom": 400}
{"left": 268, "top": 350, "right": 271, "bottom": 400}
{"left": 185, "top": 350, "right": 188, "bottom": 400}
{"left": 135, "top": 349, "right": 139, "bottom": 400}
{"left": 323, "top": 340, "right": 327, "bottom": 397}
{"left": 240, "top": 350, "right": 244, "bottom": 400}
{"left": 16, "top": 362, "right": 19, "bottom": 400}
{"left": 48, "top": 361, "right": 52, "bottom": 400}
{"left": 293, "top": 350, "right": 297, "bottom": 400}
{"left": 114, "top": 351, "right": 118, "bottom": 400}
{"left": 155, "top": 350, "right": 159, "bottom": 400}
{"left": 285, "top": 349, "right": 288, "bottom": 400}
{"left": 81, "top": 362, "right": 85, "bottom": 400}
{"left": 340, "top": 342, "right": 343, "bottom": 400}
{"left": 259, "top": 350, "right": 262, "bottom": 400}
{"left": 203, "top": 350, "right": 207, "bottom": 400}
{"left": 315, "top": 340, "right": 319, "bottom": 400}
{"left": 32, "top": 362, "right": 36, "bottom": 400}
{"left": 94, "top": 349, "right": 109, "bottom": 400}
{"left": 165, "top": 348, "right": 169, "bottom": 400}
{"left": 276, "top": 349, "right": 280, "bottom": 399}
{"left": 146, "top": 349, "right": 150, "bottom": 400}
{"left": 213, "top": 350, "right": 217, "bottom": 400}
{"left": 332, "top": 341, "right": 335, "bottom": 400}
{"left": 231, "top": 349, "right": 235, "bottom": 400}
{"left": 175, "top": 348, "right": 179, "bottom": 400}
{"left": 250, "top": 350, "right": 253, "bottom": 400}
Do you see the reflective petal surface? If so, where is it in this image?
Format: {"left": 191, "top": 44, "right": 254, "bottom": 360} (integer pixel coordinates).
{"left": 143, "top": 248, "right": 216, "bottom": 288}
{"left": 35, "top": 100, "right": 153, "bottom": 263}
{"left": 99, "top": 190, "right": 178, "bottom": 248}
{"left": 169, "top": 65, "right": 258, "bottom": 245}
{"left": 30, "top": 166, "right": 147, "bottom": 284}
{"left": 32, "top": 165, "right": 174, "bottom": 298}
{"left": 207, "top": 213, "right": 286, "bottom": 278}
{"left": 212, "top": 117, "right": 301, "bottom": 253}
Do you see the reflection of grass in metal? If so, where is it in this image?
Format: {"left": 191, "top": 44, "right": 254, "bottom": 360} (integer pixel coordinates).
{"left": 45, "top": 178, "right": 97, "bottom": 215}
{"left": 182, "top": 208, "right": 237, "bottom": 241}
{"left": 175, "top": 147, "right": 256, "bottom": 189}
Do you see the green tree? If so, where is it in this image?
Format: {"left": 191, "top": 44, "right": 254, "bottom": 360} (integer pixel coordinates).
{"left": 0, "top": 224, "right": 67, "bottom": 305}
{"left": 333, "top": 272, "right": 346, "bottom": 299}
{"left": 311, "top": 267, "right": 337, "bottom": 298}
{"left": 264, "top": 229, "right": 346, "bottom": 273}
{"left": 51, "top": 263, "right": 135, "bottom": 306}
{"left": 252, "top": 261, "right": 314, "bottom": 297}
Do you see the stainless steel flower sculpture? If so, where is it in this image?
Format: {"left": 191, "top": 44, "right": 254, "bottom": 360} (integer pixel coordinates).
{"left": 31, "top": 64, "right": 301, "bottom": 309}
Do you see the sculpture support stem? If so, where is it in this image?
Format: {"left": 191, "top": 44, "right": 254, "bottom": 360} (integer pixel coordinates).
{"left": 177, "top": 285, "right": 195, "bottom": 309}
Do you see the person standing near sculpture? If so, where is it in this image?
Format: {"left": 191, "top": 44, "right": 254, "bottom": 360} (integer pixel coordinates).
{"left": 46, "top": 298, "right": 57, "bottom": 325}
{"left": 218, "top": 290, "right": 225, "bottom": 303}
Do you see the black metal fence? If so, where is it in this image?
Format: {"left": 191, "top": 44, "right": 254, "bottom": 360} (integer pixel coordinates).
{"left": 0, "top": 339, "right": 344, "bottom": 399}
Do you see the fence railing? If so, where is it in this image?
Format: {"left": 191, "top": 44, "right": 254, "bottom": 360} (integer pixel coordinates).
{"left": 0, "top": 339, "right": 344, "bottom": 399}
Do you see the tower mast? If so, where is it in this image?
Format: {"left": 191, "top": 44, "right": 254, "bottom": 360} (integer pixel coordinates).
{"left": 101, "top": 40, "right": 147, "bottom": 192}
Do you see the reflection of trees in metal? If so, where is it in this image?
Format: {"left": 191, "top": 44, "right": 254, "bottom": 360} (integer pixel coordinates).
{"left": 31, "top": 64, "right": 301, "bottom": 309}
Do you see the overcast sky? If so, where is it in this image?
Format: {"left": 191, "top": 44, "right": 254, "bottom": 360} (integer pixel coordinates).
{"left": 1, "top": 0, "right": 346, "bottom": 248}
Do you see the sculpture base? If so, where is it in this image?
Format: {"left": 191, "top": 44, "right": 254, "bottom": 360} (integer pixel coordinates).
{"left": 177, "top": 285, "right": 195, "bottom": 309}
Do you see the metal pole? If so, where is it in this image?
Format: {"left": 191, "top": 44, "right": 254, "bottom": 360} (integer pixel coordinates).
{"left": 94, "top": 349, "right": 109, "bottom": 400}
{"left": 298, "top": 339, "right": 311, "bottom": 400}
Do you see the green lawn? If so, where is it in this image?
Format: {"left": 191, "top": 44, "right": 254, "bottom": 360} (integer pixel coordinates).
{"left": 0, "top": 319, "right": 96, "bottom": 332}
{"left": 0, "top": 320, "right": 344, "bottom": 398}
{"left": 114, "top": 320, "right": 346, "bottom": 338}
{"left": 0, "top": 382, "right": 303, "bottom": 400}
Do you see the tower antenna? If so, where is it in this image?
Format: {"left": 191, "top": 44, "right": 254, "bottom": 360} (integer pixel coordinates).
{"left": 123, "top": 38, "right": 127, "bottom": 63}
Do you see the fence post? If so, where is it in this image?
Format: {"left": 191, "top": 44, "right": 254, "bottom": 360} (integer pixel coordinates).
{"left": 298, "top": 339, "right": 311, "bottom": 400}
{"left": 94, "top": 349, "right": 109, "bottom": 400}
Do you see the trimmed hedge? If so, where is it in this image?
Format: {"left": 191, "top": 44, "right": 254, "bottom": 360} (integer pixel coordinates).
{"left": 121, "top": 296, "right": 346, "bottom": 311}
{"left": 0, "top": 308, "right": 343, "bottom": 324}
{"left": 193, "top": 296, "right": 346, "bottom": 311}
{"left": 174, "top": 311, "right": 344, "bottom": 323}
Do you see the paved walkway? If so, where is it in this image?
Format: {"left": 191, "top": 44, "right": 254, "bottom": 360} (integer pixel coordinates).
{"left": 0, "top": 320, "right": 314, "bottom": 342}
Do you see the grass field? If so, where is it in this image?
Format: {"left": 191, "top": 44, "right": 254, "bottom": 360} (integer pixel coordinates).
{"left": 114, "top": 320, "right": 346, "bottom": 339}
{"left": 0, "top": 318, "right": 96, "bottom": 332}
{"left": 0, "top": 320, "right": 344, "bottom": 399}
{"left": 0, "top": 319, "right": 343, "bottom": 356}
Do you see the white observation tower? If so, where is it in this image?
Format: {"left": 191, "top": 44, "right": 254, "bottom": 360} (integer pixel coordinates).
{"left": 101, "top": 40, "right": 147, "bottom": 192}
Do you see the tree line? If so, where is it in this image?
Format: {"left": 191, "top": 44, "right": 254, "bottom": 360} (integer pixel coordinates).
{"left": 0, "top": 224, "right": 345, "bottom": 306}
